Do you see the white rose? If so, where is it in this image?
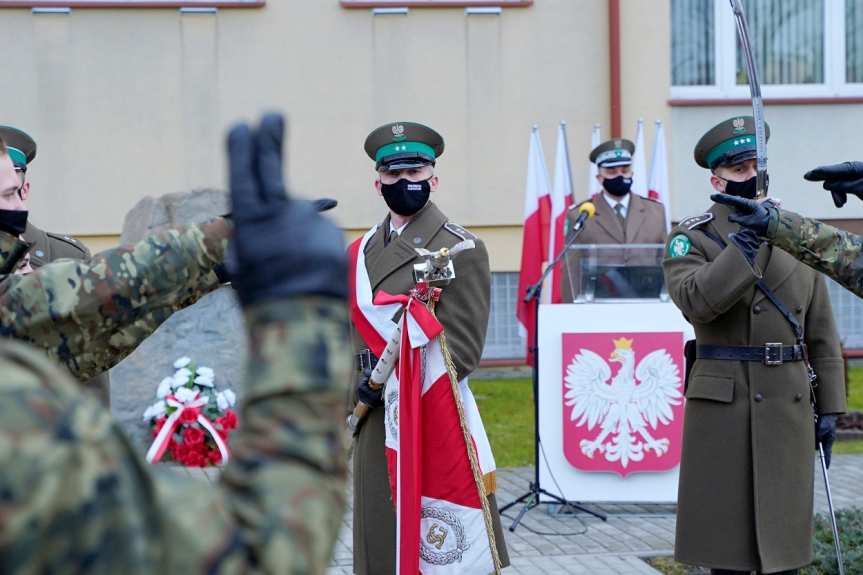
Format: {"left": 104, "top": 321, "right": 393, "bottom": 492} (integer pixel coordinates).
{"left": 143, "top": 400, "right": 167, "bottom": 421}
{"left": 156, "top": 377, "right": 172, "bottom": 399}
{"left": 174, "top": 387, "right": 198, "bottom": 403}
{"left": 173, "top": 357, "right": 192, "bottom": 369}
{"left": 172, "top": 368, "right": 193, "bottom": 388}
{"left": 216, "top": 389, "right": 237, "bottom": 411}
{"left": 196, "top": 366, "right": 215, "bottom": 379}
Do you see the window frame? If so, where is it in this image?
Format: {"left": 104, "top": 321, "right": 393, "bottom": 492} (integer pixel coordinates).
{"left": 340, "top": 0, "right": 531, "bottom": 7}
{"left": 671, "top": 0, "right": 863, "bottom": 100}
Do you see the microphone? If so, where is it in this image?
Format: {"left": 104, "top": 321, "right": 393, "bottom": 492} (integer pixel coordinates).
{"left": 571, "top": 201, "right": 596, "bottom": 232}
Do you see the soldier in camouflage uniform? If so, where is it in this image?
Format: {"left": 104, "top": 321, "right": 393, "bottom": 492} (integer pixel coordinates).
{"left": 712, "top": 161, "right": 863, "bottom": 299}
{"left": 0, "top": 138, "right": 230, "bottom": 381}
{"left": 0, "top": 113, "right": 352, "bottom": 573}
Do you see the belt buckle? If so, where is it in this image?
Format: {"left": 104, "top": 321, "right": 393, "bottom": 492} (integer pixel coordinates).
{"left": 358, "top": 349, "right": 373, "bottom": 372}
{"left": 764, "top": 342, "right": 783, "bottom": 366}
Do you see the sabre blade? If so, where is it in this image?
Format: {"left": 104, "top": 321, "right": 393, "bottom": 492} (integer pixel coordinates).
{"left": 730, "top": 0, "right": 768, "bottom": 198}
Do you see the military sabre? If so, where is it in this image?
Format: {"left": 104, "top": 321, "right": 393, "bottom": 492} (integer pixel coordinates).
{"left": 729, "top": 0, "right": 767, "bottom": 199}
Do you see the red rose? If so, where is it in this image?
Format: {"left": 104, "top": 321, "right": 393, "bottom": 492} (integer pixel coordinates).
{"left": 179, "top": 407, "right": 200, "bottom": 424}
{"left": 207, "top": 448, "right": 222, "bottom": 464}
{"left": 152, "top": 416, "right": 167, "bottom": 438}
{"left": 184, "top": 452, "right": 207, "bottom": 467}
{"left": 182, "top": 426, "right": 205, "bottom": 446}
{"left": 217, "top": 409, "right": 238, "bottom": 431}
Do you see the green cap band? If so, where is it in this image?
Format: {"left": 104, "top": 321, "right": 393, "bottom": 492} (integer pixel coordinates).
{"left": 6, "top": 146, "right": 27, "bottom": 167}
{"left": 706, "top": 135, "right": 755, "bottom": 168}
{"left": 375, "top": 141, "right": 436, "bottom": 163}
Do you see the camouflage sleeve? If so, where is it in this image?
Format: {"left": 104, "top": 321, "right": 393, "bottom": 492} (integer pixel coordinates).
{"left": 0, "top": 296, "right": 350, "bottom": 574}
{"left": 0, "top": 218, "right": 231, "bottom": 381}
{"left": 768, "top": 208, "right": 863, "bottom": 297}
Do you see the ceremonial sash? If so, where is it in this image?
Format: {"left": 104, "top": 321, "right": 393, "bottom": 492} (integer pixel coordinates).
{"left": 348, "top": 228, "right": 500, "bottom": 575}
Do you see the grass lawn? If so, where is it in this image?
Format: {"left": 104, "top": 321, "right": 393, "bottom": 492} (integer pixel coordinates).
{"left": 471, "top": 378, "right": 534, "bottom": 468}
{"left": 473, "top": 370, "right": 863, "bottom": 467}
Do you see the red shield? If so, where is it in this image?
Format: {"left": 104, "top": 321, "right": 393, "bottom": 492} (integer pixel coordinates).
{"left": 561, "top": 332, "right": 685, "bottom": 478}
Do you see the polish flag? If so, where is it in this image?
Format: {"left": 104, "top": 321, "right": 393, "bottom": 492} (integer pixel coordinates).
{"left": 631, "top": 119, "right": 649, "bottom": 198}
{"left": 517, "top": 126, "right": 552, "bottom": 364}
{"left": 548, "top": 122, "right": 575, "bottom": 304}
{"left": 648, "top": 120, "right": 672, "bottom": 232}
{"left": 348, "top": 231, "right": 500, "bottom": 575}
{"left": 588, "top": 124, "right": 602, "bottom": 196}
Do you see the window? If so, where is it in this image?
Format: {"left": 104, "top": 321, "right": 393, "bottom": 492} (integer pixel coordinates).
{"left": 340, "top": 0, "right": 530, "bottom": 7}
{"left": 482, "top": 272, "right": 525, "bottom": 361}
{"left": 671, "top": 0, "right": 863, "bottom": 99}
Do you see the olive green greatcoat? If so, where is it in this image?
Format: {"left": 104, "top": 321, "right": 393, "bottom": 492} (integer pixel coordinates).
{"left": 561, "top": 193, "right": 667, "bottom": 302}
{"left": 663, "top": 203, "right": 846, "bottom": 573}
{"left": 350, "top": 201, "right": 509, "bottom": 574}
{"left": 23, "top": 221, "right": 91, "bottom": 267}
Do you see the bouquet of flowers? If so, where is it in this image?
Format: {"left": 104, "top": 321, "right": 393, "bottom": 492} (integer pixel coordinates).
{"left": 143, "top": 356, "right": 238, "bottom": 467}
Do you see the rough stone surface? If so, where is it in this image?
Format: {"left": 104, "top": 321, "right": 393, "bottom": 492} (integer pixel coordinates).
{"left": 120, "top": 188, "right": 228, "bottom": 244}
{"left": 110, "top": 190, "right": 243, "bottom": 451}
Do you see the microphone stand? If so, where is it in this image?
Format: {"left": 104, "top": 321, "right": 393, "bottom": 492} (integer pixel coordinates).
{"left": 500, "top": 219, "right": 607, "bottom": 531}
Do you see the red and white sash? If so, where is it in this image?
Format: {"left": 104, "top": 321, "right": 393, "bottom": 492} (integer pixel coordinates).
{"left": 349, "top": 227, "right": 499, "bottom": 575}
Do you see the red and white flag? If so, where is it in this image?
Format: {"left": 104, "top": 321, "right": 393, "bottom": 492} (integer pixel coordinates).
{"left": 648, "top": 120, "right": 671, "bottom": 232}
{"left": 588, "top": 124, "right": 602, "bottom": 196}
{"left": 548, "top": 122, "right": 575, "bottom": 304}
{"left": 517, "top": 126, "right": 551, "bottom": 363}
{"left": 631, "top": 119, "right": 649, "bottom": 198}
{"left": 349, "top": 231, "right": 500, "bottom": 575}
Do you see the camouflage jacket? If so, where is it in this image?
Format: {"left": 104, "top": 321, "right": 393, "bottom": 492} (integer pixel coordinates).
{"left": 0, "top": 219, "right": 230, "bottom": 381}
{"left": 767, "top": 208, "right": 863, "bottom": 297}
{"left": 0, "top": 296, "right": 350, "bottom": 574}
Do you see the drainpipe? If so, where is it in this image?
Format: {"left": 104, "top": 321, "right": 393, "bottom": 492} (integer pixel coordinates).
{"left": 609, "top": 0, "right": 621, "bottom": 138}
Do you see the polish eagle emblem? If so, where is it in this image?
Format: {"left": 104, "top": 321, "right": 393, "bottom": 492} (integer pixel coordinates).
{"left": 563, "top": 337, "right": 682, "bottom": 468}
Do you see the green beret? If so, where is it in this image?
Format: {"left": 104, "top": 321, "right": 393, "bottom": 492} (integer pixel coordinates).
{"left": 0, "top": 126, "right": 36, "bottom": 168}
{"left": 694, "top": 116, "right": 771, "bottom": 169}
{"left": 364, "top": 121, "right": 444, "bottom": 171}
{"left": 589, "top": 138, "right": 635, "bottom": 168}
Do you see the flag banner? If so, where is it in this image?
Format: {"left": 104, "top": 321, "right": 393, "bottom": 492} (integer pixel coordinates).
{"left": 631, "top": 119, "right": 648, "bottom": 198}
{"left": 349, "top": 229, "right": 500, "bottom": 575}
{"left": 588, "top": 124, "right": 602, "bottom": 197}
{"left": 648, "top": 120, "right": 671, "bottom": 232}
{"left": 549, "top": 122, "right": 575, "bottom": 304}
{"left": 517, "top": 127, "right": 551, "bottom": 363}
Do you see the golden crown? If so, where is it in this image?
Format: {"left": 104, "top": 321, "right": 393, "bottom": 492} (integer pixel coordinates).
{"left": 612, "top": 337, "right": 633, "bottom": 349}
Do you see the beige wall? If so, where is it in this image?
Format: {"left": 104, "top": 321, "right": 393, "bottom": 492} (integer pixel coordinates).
{"left": 4, "top": 0, "right": 606, "bottom": 254}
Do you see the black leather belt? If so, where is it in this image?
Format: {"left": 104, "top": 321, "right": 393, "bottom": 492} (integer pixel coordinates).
{"left": 696, "top": 343, "right": 806, "bottom": 366}
{"left": 357, "top": 349, "right": 378, "bottom": 372}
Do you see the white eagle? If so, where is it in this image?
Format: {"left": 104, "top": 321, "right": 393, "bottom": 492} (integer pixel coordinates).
{"left": 564, "top": 337, "right": 682, "bottom": 468}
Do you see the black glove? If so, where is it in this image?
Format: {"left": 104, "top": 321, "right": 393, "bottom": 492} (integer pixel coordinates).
{"left": 816, "top": 414, "right": 837, "bottom": 469}
{"left": 356, "top": 368, "right": 384, "bottom": 408}
{"left": 728, "top": 228, "right": 763, "bottom": 266}
{"left": 710, "top": 192, "right": 775, "bottom": 237}
{"left": 804, "top": 161, "right": 863, "bottom": 208}
{"left": 226, "top": 113, "right": 346, "bottom": 305}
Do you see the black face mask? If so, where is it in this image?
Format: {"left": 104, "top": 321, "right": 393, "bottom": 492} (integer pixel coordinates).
{"left": 602, "top": 175, "right": 632, "bottom": 198}
{"left": 721, "top": 173, "right": 768, "bottom": 200}
{"left": 0, "top": 209, "right": 28, "bottom": 236}
{"left": 380, "top": 178, "right": 431, "bottom": 216}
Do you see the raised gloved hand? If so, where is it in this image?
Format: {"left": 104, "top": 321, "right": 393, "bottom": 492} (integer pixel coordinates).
{"left": 816, "top": 414, "right": 837, "bottom": 469}
{"left": 804, "top": 161, "right": 863, "bottom": 208}
{"left": 226, "top": 113, "right": 346, "bottom": 305}
{"left": 356, "top": 368, "right": 384, "bottom": 408}
{"left": 710, "top": 192, "right": 777, "bottom": 237}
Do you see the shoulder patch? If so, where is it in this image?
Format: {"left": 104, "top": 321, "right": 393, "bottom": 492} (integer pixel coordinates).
{"left": 443, "top": 222, "right": 477, "bottom": 241}
{"left": 678, "top": 213, "right": 714, "bottom": 230}
{"left": 668, "top": 234, "right": 692, "bottom": 258}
